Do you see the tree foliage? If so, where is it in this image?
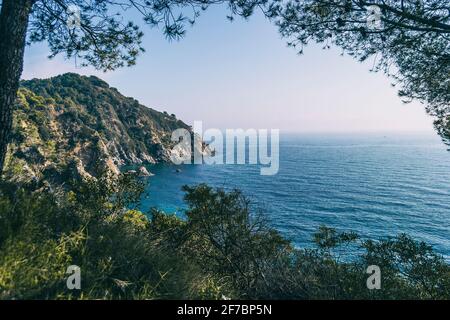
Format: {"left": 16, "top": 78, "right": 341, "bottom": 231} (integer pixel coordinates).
{"left": 273, "top": 0, "right": 450, "bottom": 143}
{"left": 25, "top": 0, "right": 270, "bottom": 70}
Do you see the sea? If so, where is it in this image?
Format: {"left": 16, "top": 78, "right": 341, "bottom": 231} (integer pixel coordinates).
{"left": 138, "top": 132, "right": 450, "bottom": 259}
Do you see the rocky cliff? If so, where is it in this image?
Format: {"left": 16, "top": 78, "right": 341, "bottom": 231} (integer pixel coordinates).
{"left": 3, "top": 73, "right": 199, "bottom": 184}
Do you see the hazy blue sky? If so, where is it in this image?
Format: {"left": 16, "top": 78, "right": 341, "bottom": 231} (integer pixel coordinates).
{"left": 22, "top": 6, "right": 434, "bottom": 133}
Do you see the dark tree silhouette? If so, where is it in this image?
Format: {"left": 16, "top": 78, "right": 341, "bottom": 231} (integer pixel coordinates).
{"left": 0, "top": 0, "right": 270, "bottom": 176}
{"left": 274, "top": 0, "right": 450, "bottom": 143}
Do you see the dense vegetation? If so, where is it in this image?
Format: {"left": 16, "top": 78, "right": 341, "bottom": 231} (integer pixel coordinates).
{"left": 0, "top": 174, "right": 448, "bottom": 300}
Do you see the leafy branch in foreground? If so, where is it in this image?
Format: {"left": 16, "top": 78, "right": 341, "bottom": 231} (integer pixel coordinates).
{"left": 28, "top": 0, "right": 272, "bottom": 70}
{"left": 273, "top": 0, "right": 450, "bottom": 144}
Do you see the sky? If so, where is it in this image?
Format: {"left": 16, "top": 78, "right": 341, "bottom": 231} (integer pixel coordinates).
{"left": 22, "top": 6, "right": 435, "bottom": 133}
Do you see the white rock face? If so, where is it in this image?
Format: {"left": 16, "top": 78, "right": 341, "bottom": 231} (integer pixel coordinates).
{"left": 169, "top": 133, "right": 212, "bottom": 165}
{"left": 138, "top": 166, "right": 154, "bottom": 177}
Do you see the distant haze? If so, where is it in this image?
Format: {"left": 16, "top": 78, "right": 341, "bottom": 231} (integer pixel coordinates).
{"left": 22, "top": 7, "right": 434, "bottom": 134}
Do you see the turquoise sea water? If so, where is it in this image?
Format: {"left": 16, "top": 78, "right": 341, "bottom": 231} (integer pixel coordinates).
{"left": 139, "top": 133, "right": 450, "bottom": 259}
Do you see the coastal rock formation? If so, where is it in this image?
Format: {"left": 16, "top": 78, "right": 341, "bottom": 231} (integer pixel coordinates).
{"left": 3, "top": 73, "right": 200, "bottom": 184}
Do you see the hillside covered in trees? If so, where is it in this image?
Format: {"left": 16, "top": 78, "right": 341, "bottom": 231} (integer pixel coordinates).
{"left": 3, "top": 73, "right": 191, "bottom": 185}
